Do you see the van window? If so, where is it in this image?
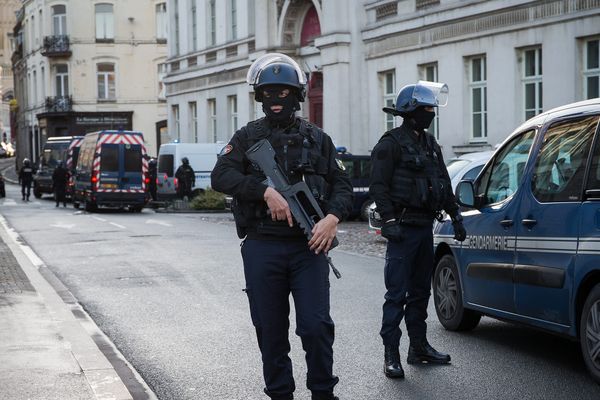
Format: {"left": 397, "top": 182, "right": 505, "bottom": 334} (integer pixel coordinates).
{"left": 71, "top": 147, "right": 80, "bottom": 169}
{"left": 586, "top": 125, "right": 600, "bottom": 192}
{"left": 124, "top": 145, "right": 142, "bottom": 172}
{"left": 41, "top": 142, "right": 69, "bottom": 168}
{"left": 158, "top": 154, "right": 174, "bottom": 177}
{"left": 532, "top": 116, "right": 598, "bottom": 202}
{"left": 477, "top": 130, "right": 535, "bottom": 205}
{"left": 100, "top": 144, "right": 119, "bottom": 172}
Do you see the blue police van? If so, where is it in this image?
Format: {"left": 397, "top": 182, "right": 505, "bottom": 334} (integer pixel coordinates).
{"left": 73, "top": 130, "right": 148, "bottom": 212}
{"left": 432, "top": 99, "right": 600, "bottom": 383}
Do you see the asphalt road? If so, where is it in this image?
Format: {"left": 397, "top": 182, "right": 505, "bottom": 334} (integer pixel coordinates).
{"left": 0, "top": 165, "right": 597, "bottom": 399}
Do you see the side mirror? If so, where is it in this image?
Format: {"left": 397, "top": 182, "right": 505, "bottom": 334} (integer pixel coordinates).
{"left": 456, "top": 180, "right": 476, "bottom": 208}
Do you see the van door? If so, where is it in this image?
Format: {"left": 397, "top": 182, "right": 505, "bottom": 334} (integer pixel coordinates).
{"left": 460, "top": 130, "right": 535, "bottom": 313}
{"left": 515, "top": 115, "right": 599, "bottom": 327}
{"left": 122, "top": 143, "right": 143, "bottom": 191}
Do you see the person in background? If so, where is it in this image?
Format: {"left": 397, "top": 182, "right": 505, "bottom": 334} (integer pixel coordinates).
{"left": 18, "top": 158, "right": 34, "bottom": 202}
{"left": 147, "top": 157, "right": 158, "bottom": 201}
{"left": 175, "top": 157, "right": 195, "bottom": 200}
{"left": 52, "top": 160, "right": 68, "bottom": 207}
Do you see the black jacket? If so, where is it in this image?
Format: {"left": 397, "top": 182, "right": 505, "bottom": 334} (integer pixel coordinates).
{"left": 211, "top": 117, "right": 353, "bottom": 237}
{"left": 52, "top": 166, "right": 68, "bottom": 190}
{"left": 369, "top": 122, "right": 459, "bottom": 222}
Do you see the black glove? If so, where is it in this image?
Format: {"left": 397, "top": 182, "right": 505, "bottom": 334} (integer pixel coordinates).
{"left": 451, "top": 214, "right": 467, "bottom": 242}
{"left": 381, "top": 219, "right": 404, "bottom": 242}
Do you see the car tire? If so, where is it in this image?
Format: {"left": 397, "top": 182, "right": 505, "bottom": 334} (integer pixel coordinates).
{"left": 433, "top": 254, "right": 481, "bottom": 331}
{"left": 580, "top": 282, "right": 600, "bottom": 384}
{"left": 33, "top": 185, "right": 42, "bottom": 199}
{"left": 84, "top": 199, "right": 96, "bottom": 212}
{"left": 73, "top": 201, "right": 80, "bottom": 209}
{"left": 360, "top": 200, "right": 371, "bottom": 222}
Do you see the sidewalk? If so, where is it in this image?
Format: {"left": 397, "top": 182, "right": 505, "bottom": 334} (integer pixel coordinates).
{"left": 0, "top": 213, "right": 154, "bottom": 399}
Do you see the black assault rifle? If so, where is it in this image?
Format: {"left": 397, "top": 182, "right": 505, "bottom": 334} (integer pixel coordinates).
{"left": 246, "top": 138, "right": 341, "bottom": 279}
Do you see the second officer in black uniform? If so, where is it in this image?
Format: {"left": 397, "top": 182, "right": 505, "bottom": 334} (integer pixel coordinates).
{"left": 211, "top": 54, "right": 353, "bottom": 400}
{"left": 369, "top": 81, "right": 467, "bottom": 379}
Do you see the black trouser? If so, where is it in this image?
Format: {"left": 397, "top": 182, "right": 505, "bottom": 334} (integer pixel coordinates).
{"left": 380, "top": 224, "right": 434, "bottom": 346}
{"left": 55, "top": 187, "right": 66, "bottom": 206}
{"left": 21, "top": 181, "right": 31, "bottom": 200}
{"left": 241, "top": 239, "right": 338, "bottom": 400}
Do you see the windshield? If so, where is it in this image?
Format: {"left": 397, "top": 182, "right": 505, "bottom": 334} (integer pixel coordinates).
{"left": 41, "top": 143, "right": 69, "bottom": 168}
{"left": 445, "top": 159, "right": 470, "bottom": 180}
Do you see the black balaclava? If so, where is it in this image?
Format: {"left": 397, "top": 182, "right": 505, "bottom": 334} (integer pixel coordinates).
{"left": 406, "top": 106, "right": 436, "bottom": 131}
{"left": 261, "top": 85, "right": 300, "bottom": 124}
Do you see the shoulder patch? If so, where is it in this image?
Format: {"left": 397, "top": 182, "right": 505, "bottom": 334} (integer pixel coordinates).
{"left": 220, "top": 144, "right": 233, "bottom": 156}
{"left": 335, "top": 159, "right": 346, "bottom": 171}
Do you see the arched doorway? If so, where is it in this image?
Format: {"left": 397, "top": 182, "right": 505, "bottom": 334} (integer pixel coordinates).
{"left": 300, "top": 5, "right": 322, "bottom": 127}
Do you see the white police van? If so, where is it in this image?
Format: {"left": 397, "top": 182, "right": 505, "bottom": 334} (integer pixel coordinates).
{"left": 433, "top": 99, "right": 600, "bottom": 383}
{"left": 156, "top": 142, "right": 225, "bottom": 200}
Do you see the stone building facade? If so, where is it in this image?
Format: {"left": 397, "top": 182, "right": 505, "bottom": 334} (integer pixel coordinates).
{"left": 0, "top": 0, "right": 20, "bottom": 142}
{"left": 12, "top": 0, "right": 168, "bottom": 165}
{"left": 163, "top": 0, "right": 600, "bottom": 158}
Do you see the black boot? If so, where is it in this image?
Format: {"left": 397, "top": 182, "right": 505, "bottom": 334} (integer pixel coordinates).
{"left": 407, "top": 339, "right": 451, "bottom": 364}
{"left": 384, "top": 345, "right": 405, "bottom": 378}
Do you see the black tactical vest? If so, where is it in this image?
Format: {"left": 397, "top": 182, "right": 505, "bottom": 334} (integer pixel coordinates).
{"left": 238, "top": 118, "right": 330, "bottom": 234}
{"left": 387, "top": 127, "right": 449, "bottom": 213}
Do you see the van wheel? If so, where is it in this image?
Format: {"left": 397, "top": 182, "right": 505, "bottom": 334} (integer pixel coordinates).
{"left": 33, "top": 185, "right": 42, "bottom": 199}
{"left": 73, "top": 201, "right": 80, "bottom": 209}
{"left": 84, "top": 200, "right": 97, "bottom": 212}
{"left": 580, "top": 283, "right": 600, "bottom": 384}
{"left": 433, "top": 254, "right": 481, "bottom": 331}
{"left": 130, "top": 206, "right": 143, "bottom": 213}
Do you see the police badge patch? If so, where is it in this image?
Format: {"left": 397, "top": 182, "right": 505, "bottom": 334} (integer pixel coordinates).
{"left": 335, "top": 159, "right": 346, "bottom": 171}
{"left": 220, "top": 144, "right": 233, "bottom": 156}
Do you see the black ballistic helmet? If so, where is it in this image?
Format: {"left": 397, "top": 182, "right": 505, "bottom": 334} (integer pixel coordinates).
{"left": 182, "top": 157, "right": 189, "bottom": 165}
{"left": 247, "top": 53, "right": 307, "bottom": 102}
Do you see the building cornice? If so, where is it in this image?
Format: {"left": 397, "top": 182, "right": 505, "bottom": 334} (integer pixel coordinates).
{"left": 363, "top": 0, "right": 600, "bottom": 59}
{"left": 164, "top": 66, "right": 249, "bottom": 97}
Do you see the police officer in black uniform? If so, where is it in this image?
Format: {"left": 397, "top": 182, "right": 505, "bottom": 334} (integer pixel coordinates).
{"left": 52, "top": 160, "right": 68, "bottom": 207}
{"left": 175, "top": 157, "right": 195, "bottom": 199}
{"left": 18, "top": 158, "right": 34, "bottom": 201}
{"left": 369, "top": 81, "right": 467, "bottom": 379}
{"left": 147, "top": 157, "right": 158, "bottom": 201}
{"left": 211, "top": 54, "right": 353, "bottom": 400}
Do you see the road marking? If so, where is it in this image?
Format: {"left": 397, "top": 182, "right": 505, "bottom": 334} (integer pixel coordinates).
{"left": 50, "top": 222, "right": 75, "bottom": 230}
{"left": 1, "top": 199, "right": 17, "bottom": 206}
{"left": 93, "top": 217, "right": 107, "bottom": 222}
{"left": 145, "top": 219, "right": 173, "bottom": 227}
{"left": 109, "top": 222, "right": 126, "bottom": 229}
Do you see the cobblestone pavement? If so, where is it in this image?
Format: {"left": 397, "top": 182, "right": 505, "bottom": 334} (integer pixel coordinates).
{"left": 199, "top": 214, "right": 387, "bottom": 259}
{"left": 0, "top": 240, "right": 34, "bottom": 294}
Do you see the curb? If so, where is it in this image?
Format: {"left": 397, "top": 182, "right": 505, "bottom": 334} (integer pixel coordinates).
{"left": 0, "top": 213, "right": 158, "bottom": 400}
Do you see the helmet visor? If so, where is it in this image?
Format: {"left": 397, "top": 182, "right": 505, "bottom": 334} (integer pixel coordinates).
{"left": 246, "top": 53, "right": 307, "bottom": 86}
{"left": 416, "top": 80, "right": 449, "bottom": 107}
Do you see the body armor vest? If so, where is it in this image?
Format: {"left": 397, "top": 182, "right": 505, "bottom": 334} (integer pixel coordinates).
{"left": 235, "top": 118, "right": 330, "bottom": 236}
{"left": 387, "top": 127, "right": 449, "bottom": 213}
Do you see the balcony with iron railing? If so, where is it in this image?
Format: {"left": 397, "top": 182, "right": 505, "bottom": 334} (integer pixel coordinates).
{"left": 45, "top": 96, "right": 72, "bottom": 113}
{"left": 41, "top": 35, "right": 72, "bottom": 57}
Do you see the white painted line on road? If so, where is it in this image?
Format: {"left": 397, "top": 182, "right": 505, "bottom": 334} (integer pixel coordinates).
{"left": 50, "top": 222, "right": 75, "bottom": 230}
{"left": 1, "top": 199, "right": 17, "bottom": 206}
{"left": 109, "top": 222, "right": 126, "bottom": 229}
{"left": 93, "top": 216, "right": 107, "bottom": 222}
{"left": 0, "top": 214, "right": 45, "bottom": 268}
{"left": 145, "top": 219, "right": 173, "bottom": 227}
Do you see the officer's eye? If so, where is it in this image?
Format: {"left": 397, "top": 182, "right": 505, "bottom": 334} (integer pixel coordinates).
{"left": 262, "top": 90, "right": 272, "bottom": 98}
{"left": 278, "top": 89, "right": 290, "bottom": 98}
